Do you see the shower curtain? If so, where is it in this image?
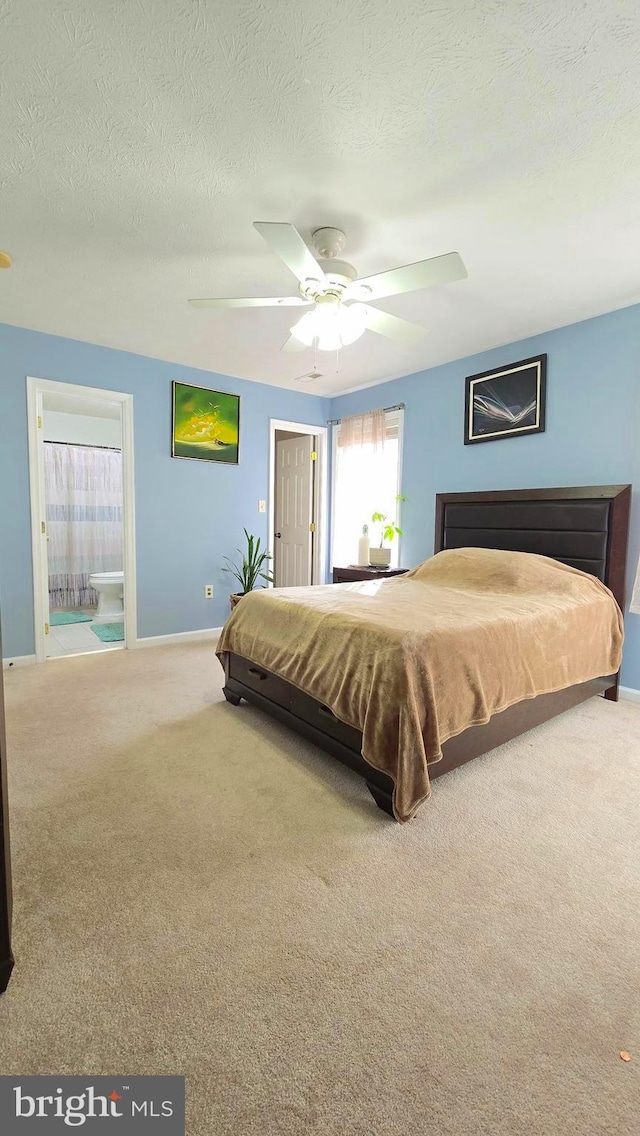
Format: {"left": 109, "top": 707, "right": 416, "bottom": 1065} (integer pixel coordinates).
{"left": 44, "top": 442, "right": 123, "bottom": 609}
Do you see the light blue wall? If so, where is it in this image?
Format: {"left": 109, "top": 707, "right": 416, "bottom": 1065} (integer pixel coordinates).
{"left": 0, "top": 322, "right": 330, "bottom": 657}
{"left": 329, "top": 304, "right": 640, "bottom": 690}
{"left": 2, "top": 305, "right": 639, "bottom": 687}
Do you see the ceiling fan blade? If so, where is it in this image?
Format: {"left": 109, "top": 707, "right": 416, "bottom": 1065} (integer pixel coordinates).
{"left": 349, "top": 251, "right": 467, "bottom": 301}
{"left": 281, "top": 334, "right": 308, "bottom": 352}
{"left": 360, "top": 304, "right": 426, "bottom": 344}
{"left": 253, "top": 222, "right": 327, "bottom": 288}
{"left": 188, "top": 296, "right": 311, "bottom": 308}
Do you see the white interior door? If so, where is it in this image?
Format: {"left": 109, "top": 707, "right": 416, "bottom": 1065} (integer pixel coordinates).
{"left": 275, "top": 435, "right": 314, "bottom": 587}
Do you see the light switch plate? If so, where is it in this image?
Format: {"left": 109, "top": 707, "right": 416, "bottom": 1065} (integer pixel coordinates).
{"left": 258, "top": 500, "right": 266, "bottom": 513}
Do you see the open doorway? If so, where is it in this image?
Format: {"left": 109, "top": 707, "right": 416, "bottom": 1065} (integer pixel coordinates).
{"left": 269, "top": 419, "right": 328, "bottom": 587}
{"left": 27, "top": 378, "right": 136, "bottom": 662}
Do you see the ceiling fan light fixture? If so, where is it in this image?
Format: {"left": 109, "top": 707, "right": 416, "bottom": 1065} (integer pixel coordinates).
{"left": 337, "top": 302, "right": 368, "bottom": 345}
{"left": 316, "top": 329, "right": 343, "bottom": 352}
{"left": 289, "top": 309, "right": 317, "bottom": 346}
{"left": 290, "top": 301, "right": 367, "bottom": 351}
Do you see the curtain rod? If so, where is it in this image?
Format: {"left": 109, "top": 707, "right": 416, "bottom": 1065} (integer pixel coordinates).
{"left": 44, "top": 440, "right": 122, "bottom": 452}
{"left": 327, "top": 402, "right": 405, "bottom": 426}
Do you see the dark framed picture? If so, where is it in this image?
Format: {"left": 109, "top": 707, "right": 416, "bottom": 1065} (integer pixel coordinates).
{"left": 464, "top": 354, "right": 547, "bottom": 445}
{"left": 171, "top": 381, "right": 240, "bottom": 464}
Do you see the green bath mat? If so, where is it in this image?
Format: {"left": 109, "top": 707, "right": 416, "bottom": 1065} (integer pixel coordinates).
{"left": 91, "top": 622, "right": 125, "bottom": 643}
{"left": 50, "top": 611, "right": 93, "bottom": 627}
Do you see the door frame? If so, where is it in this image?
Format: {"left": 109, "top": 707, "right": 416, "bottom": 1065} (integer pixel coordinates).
{"left": 0, "top": 617, "right": 14, "bottom": 992}
{"left": 26, "top": 377, "right": 137, "bottom": 662}
{"left": 268, "top": 419, "right": 328, "bottom": 586}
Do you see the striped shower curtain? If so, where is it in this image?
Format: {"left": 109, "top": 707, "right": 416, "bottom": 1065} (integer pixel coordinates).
{"left": 44, "top": 442, "right": 123, "bottom": 609}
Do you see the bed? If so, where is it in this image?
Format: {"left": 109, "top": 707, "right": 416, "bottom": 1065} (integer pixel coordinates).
{"left": 218, "top": 485, "right": 631, "bottom": 821}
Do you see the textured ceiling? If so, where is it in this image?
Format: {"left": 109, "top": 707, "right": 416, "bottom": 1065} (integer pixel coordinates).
{"left": 1, "top": 1, "right": 640, "bottom": 396}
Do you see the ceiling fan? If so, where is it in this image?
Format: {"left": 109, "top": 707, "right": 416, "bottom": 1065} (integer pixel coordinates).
{"left": 188, "top": 223, "right": 467, "bottom": 352}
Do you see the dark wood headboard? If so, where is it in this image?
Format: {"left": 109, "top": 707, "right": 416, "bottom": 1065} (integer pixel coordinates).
{"left": 434, "top": 485, "right": 631, "bottom": 611}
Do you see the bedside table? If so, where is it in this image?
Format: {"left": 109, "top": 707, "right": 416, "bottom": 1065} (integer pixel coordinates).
{"left": 332, "top": 566, "right": 409, "bottom": 584}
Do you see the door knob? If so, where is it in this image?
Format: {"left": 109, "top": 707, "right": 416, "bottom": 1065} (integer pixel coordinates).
{"left": 275, "top": 532, "right": 282, "bottom": 538}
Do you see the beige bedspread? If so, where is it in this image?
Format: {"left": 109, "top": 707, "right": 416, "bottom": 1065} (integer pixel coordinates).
{"left": 216, "top": 548, "right": 623, "bottom": 821}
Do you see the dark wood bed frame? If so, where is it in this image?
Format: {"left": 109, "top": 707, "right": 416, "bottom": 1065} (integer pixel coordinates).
{"left": 222, "top": 484, "right": 632, "bottom": 819}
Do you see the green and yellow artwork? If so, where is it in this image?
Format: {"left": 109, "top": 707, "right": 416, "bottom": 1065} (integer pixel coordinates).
{"left": 172, "top": 381, "right": 240, "bottom": 464}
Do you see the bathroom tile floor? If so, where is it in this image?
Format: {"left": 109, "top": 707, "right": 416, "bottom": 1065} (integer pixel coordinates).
{"left": 46, "top": 610, "right": 124, "bottom": 658}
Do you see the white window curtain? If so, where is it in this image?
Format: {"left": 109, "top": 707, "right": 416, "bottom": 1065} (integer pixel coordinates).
{"left": 44, "top": 442, "right": 123, "bottom": 609}
{"left": 332, "top": 408, "right": 403, "bottom": 568}
{"left": 631, "top": 559, "right": 640, "bottom": 614}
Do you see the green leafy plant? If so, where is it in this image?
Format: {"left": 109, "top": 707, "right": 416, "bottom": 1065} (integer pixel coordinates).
{"left": 222, "top": 529, "right": 275, "bottom": 594}
{"left": 371, "top": 495, "right": 407, "bottom": 547}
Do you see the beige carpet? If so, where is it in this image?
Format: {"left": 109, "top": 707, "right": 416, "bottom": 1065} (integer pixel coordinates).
{"left": 1, "top": 643, "right": 639, "bottom": 1135}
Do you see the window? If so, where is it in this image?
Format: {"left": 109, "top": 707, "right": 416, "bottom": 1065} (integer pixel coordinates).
{"left": 331, "top": 408, "right": 404, "bottom": 568}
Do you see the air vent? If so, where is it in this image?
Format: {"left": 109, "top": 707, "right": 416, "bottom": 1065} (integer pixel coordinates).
{"left": 295, "top": 370, "right": 323, "bottom": 383}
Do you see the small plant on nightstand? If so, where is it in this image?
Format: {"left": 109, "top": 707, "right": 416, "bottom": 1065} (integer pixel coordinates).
{"left": 369, "top": 495, "right": 407, "bottom": 566}
{"left": 222, "top": 529, "right": 274, "bottom": 610}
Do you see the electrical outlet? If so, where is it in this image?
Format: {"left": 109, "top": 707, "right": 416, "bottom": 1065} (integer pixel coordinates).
{"left": 258, "top": 500, "right": 266, "bottom": 513}
{"left": 204, "top": 584, "right": 213, "bottom": 598}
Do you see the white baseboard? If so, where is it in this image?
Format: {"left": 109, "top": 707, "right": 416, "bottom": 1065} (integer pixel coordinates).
{"left": 3, "top": 631, "right": 223, "bottom": 665}
{"left": 3, "top": 654, "right": 37, "bottom": 670}
{"left": 619, "top": 685, "right": 640, "bottom": 704}
{"left": 134, "top": 628, "right": 223, "bottom": 649}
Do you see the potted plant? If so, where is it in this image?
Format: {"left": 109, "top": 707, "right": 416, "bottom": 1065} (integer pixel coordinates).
{"left": 369, "top": 496, "right": 407, "bottom": 567}
{"left": 222, "top": 529, "right": 275, "bottom": 610}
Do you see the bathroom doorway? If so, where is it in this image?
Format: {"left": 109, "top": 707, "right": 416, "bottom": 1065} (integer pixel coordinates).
{"left": 27, "top": 378, "right": 136, "bottom": 662}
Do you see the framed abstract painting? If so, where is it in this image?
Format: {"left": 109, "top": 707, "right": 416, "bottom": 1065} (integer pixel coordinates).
{"left": 171, "top": 381, "right": 240, "bottom": 464}
{"left": 464, "top": 354, "right": 547, "bottom": 445}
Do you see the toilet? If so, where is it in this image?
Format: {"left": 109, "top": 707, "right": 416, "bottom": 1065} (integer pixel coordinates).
{"left": 89, "top": 571, "right": 124, "bottom": 624}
